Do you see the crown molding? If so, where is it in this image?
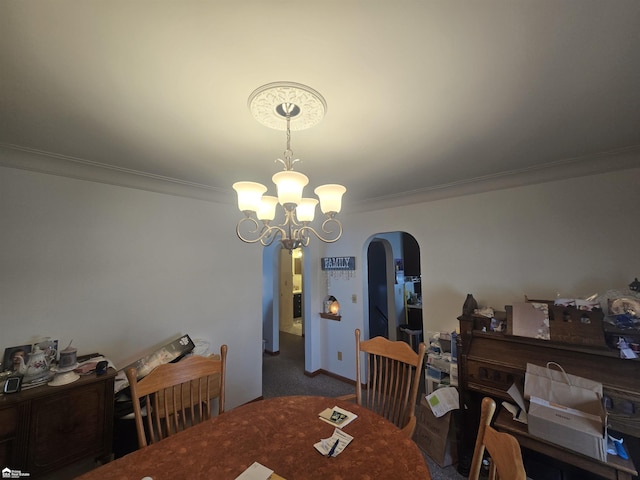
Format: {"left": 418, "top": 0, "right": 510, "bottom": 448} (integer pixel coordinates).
{"left": 2, "top": 142, "right": 639, "bottom": 212}
{"left": 347, "top": 146, "right": 640, "bottom": 213}
{"left": 0, "top": 143, "right": 232, "bottom": 204}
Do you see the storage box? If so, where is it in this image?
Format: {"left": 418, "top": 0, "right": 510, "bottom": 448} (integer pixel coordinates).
{"left": 413, "top": 398, "right": 457, "bottom": 468}
{"left": 524, "top": 362, "right": 607, "bottom": 461}
{"left": 115, "top": 334, "right": 195, "bottom": 393}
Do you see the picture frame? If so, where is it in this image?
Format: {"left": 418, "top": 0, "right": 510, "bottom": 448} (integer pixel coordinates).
{"left": 2, "top": 344, "right": 32, "bottom": 373}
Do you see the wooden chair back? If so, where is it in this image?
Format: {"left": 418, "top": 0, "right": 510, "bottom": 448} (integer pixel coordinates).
{"left": 126, "top": 345, "right": 227, "bottom": 449}
{"left": 469, "top": 397, "right": 527, "bottom": 480}
{"left": 354, "top": 328, "right": 426, "bottom": 437}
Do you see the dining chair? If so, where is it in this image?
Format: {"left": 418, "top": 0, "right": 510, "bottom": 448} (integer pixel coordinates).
{"left": 341, "top": 328, "right": 426, "bottom": 438}
{"left": 468, "top": 396, "right": 527, "bottom": 480}
{"left": 126, "top": 345, "right": 227, "bottom": 448}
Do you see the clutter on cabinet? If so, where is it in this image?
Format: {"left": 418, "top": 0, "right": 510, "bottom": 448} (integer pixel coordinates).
{"left": 459, "top": 294, "right": 507, "bottom": 333}
{"left": 598, "top": 288, "right": 640, "bottom": 356}
{"left": 424, "top": 331, "right": 457, "bottom": 395}
{"left": 511, "top": 288, "right": 640, "bottom": 354}
{"left": 505, "top": 296, "right": 608, "bottom": 348}
{"left": 457, "top": 305, "right": 640, "bottom": 480}
{"left": 2, "top": 338, "right": 58, "bottom": 387}
{"left": 0, "top": 356, "right": 116, "bottom": 477}
{"left": 474, "top": 306, "right": 494, "bottom": 318}
{"left": 524, "top": 362, "right": 608, "bottom": 461}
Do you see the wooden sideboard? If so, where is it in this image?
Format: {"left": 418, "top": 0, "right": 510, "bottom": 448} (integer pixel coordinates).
{"left": 0, "top": 369, "right": 115, "bottom": 478}
{"left": 457, "top": 313, "right": 639, "bottom": 479}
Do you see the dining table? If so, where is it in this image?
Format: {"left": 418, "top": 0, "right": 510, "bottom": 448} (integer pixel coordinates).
{"left": 75, "top": 395, "right": 432, "bottom": 480}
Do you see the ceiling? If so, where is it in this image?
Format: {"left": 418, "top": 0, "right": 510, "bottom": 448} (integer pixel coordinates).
{"left": 2, "top": 1, "right": 640, "bottom": 212}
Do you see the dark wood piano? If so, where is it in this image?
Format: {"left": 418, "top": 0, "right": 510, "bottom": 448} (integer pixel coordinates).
{"left": 457, "top": 308, "right": 640, "bottom": 480}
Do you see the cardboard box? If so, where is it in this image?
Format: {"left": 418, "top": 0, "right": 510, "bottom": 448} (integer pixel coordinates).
{"left": 114, "top": 334, "right": 195, "bottom": 393}
{"left": 524, "top": 362, "right": 607, "bottom": 461}
{"left": 413, "top": 398, "right": 457, "bottom": 468}
{"left": 511, "top": 302, "right": 550, "bottom": 340}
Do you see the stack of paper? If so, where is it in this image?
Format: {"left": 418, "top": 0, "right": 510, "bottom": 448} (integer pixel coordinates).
{"left": 425, "top": 386, "right": 459, "bottom": 417}
{"left": 234, "top": 462, "right": 285, "bottom": 480}
{"left": 314, "top": 428, "right": 353, "bottom": 457}
{"left": 318, "top": 406, "right": 357, "bottom": 428}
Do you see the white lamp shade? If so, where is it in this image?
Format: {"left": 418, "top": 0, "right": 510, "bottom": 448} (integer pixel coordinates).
{"left": 296, "top": 198, "right": 318, "bottom": 222}
{"left": 233, "top": 181, "right": 267, "bottom": 212}
{"left": 256, "top": 195, "right": 278, "bottom": 221}
{"left": 314, "top": 184, "right": 346, "bottom": 214}
{"left": 272, "top": 171, "right": 309, "bottom": 206}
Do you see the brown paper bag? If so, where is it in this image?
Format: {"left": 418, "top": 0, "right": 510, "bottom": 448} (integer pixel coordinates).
{"left": 524, "top": 362, "right": 607, "bottom": 461}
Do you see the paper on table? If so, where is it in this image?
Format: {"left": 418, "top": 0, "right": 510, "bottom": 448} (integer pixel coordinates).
{"left": 425, "top": 386, "right": 459, "bottom": 417}
{"left": 314, "top": 428, "right": 353, "bottom": 457}
{"left": 234, "top": 461, "right": 273, "bottom": 480}
{"left": 318, "top": 406, "right": 358, "bottom": 428}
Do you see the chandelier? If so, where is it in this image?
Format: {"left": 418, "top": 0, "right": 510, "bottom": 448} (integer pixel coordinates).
{"left": 233, "top": 82, "right": 346, "bottom": 251}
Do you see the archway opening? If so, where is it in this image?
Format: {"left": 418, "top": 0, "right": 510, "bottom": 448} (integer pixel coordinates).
{"left": 365, "top": 232, "right": 421, "bottom": 349}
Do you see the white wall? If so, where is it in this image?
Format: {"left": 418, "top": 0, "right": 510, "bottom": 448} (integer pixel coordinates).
{"left": 3, "top": 164, "right": 639, "bottom": 398}
{"left": 308, "top": 168, "right": 640, "bottom": 381}
{"left": 0, "top": 166, "right": 264, "bottom": 409}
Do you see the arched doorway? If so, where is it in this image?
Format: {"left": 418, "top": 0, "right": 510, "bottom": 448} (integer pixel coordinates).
{"left": 365, "top": 232, "right": 421, "bottom": 345}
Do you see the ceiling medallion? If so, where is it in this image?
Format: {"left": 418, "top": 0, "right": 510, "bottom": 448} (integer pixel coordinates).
{"left": 248, "top": 82, "right": 327, "bottom": 131}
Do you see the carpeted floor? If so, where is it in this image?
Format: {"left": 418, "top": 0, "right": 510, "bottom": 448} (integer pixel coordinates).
{"left": 263, "top": 331, "right": 467, "bottom": 480}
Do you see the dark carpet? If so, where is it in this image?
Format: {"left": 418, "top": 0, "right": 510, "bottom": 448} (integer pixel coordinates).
{"left": 263, "top": 331, "right": 466, "bottom": 479}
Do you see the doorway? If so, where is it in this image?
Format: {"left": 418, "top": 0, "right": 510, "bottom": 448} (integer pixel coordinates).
{"left": 279, "top": 247, "right": 303, "bottom": 337}
{"left": 366, "top": 232, "right": 421, "bottom": 344}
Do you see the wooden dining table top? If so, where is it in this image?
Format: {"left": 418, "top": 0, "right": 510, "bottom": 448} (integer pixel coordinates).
{"left": 75, "top": 395, "right": 431, "bottom": 480}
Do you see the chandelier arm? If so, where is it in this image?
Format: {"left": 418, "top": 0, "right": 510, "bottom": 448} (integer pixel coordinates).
{"left": 259, "top": 227, "right": 281, "bottom": 247}
{"left": 289, "top": 223, "right": 310, "bottom": 248}
{"left": 289, "top": 213, "right": 303, "bottom": 227}
{"left": 300, "top": 233, "right": 311, "bottom": 247}
{"left": 298, "top": 217, "right": 343, "bottom": 244}
{"left": 283, "top": 208, "right": 297, "bottom": 237}
{"left": 236, "top": 217, "right": 287, "bottom": 245}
